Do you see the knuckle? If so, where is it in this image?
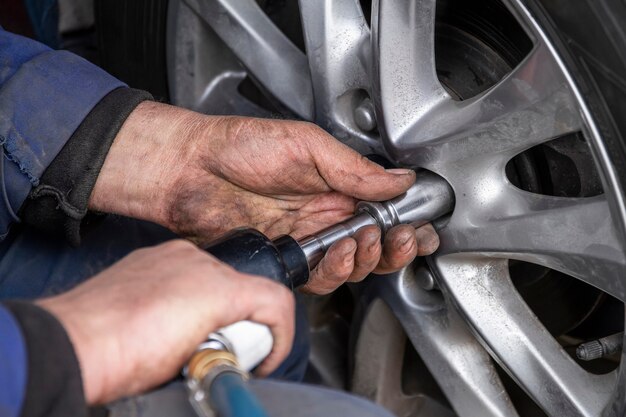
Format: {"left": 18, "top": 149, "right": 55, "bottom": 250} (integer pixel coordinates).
{"left": 164, "top": 238, "right": 197, "bottom": 252}
{"left": 301, "top": 120, "right": 324, "bottom": 134}
{"left": 249, "top": 276, "right": 291, "bottom": 301}
{"left": 278, "top": 287, "right": 295, "bottom": 307}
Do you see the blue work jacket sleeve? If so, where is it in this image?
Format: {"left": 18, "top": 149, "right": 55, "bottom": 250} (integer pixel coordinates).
{"left": 0, "top": 28, "right": 125, "bottom": 239}
{"left": 0, "top": 304, "right": 27, "bottom": 417}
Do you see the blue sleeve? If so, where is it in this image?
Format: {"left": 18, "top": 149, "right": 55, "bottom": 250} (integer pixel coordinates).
{"left": 0, "top": 305, "right": 27, "bottom": 417}
{"left": 0, "top": 28, "right": 126, "bottom": 239}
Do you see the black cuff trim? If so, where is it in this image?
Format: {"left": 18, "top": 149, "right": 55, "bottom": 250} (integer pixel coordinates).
{"left": 3, "top": 301, "right": 87, "bottom": 417}
{"left": 20, "top": 87, "right": 153, "bottom": 246}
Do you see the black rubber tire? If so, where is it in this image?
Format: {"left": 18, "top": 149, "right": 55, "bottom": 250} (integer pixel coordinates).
{"left": 526, "top": 0, "right": 626, "bottom": 211}
{"left": 519, "top": 8, "right": 626, "bottom": 412}
{"left": 94, "top": 0, "right": 170, "bottom": 101}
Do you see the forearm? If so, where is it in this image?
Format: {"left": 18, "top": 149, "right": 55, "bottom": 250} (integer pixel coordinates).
{"left": 88, "top": 101, "right": 230, "bottom": 230}
{"left": 20, "top": 88, "right": 152, "bottom": 245}
{"left": 88, "top": 101, "right": 200, "bottom": 226}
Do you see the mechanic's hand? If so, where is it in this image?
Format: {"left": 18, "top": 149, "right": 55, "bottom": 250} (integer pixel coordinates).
{"left": 90, "top": 102, "right": 439, "bottom": 294}
{"left": 36, "top": 240, "right": 295, "bottom": 405}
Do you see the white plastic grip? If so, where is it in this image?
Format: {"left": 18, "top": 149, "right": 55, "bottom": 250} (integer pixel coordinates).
{"left": 211, "top": 320, "right": 274, "bottom": 371}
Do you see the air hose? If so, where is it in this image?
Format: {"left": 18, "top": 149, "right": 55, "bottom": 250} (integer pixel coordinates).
{"left": 185, "top": 346, "right": 270, "bottom": 417}
{"left": 209, "top": 372, "right": 269, "bottom": 417}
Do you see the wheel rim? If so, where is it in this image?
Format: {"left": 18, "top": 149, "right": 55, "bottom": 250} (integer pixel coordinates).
{"left": 167, "top": 1, "right": 626, "bottom": 415}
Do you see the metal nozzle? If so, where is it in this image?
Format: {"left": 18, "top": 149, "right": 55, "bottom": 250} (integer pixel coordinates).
{"left": 299, "top": 171, "right": 454, "bottom": 268}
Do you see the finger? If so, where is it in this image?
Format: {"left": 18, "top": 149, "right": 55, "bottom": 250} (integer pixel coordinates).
{"left": 347, "top": 225, "right": 382, "bottom": 282}
{"left": 301, "top": 238, "right": 357, "bottom": 295}
{"left": 307, "top": 131, "right": 416, "bottom": 201}
{"left": 246, "top": 281, "right": 296, "bottom": 376}
{"left": 374, "top": 224, "right": 418, "bottom": 274}
{"left": 415, "top": 223, "right": 440, "bottom": 256}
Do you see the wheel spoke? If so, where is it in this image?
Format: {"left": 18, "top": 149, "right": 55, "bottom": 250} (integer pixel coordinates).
{"left": 182, "top": 0, "right": 314, "bottom": 119}
{"left": 436, "top": 257, "right": 616, "bottom": 416}
{"left": 366, "top": 267, "right": 519, "bottom": 417}
{"left": 298, "top": 0, "right": 371, "bottom": 134}
{"left": 375, "top": 35, "right": 580, "bottom": 167}
{"left": 194, "top": 71, "right": 274, "bottom": 117}
{"left": 169, "top": 0, "right": 272, "bottom": 117}
{"left": 432, "top": 44, "right": 579, "bottom": 168}
{"left": 372, "top": 0, "right": 450, "bottom": 155}
{"left": 439, "top": 179, "right": 626, "bottom": 301}
{"left": 351, "top": 298, "right": 457, "bottom": 417}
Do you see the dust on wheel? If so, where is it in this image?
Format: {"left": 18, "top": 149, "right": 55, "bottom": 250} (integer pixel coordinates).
{"left": 98, "top": 0, "right": 626, "bottom": 415}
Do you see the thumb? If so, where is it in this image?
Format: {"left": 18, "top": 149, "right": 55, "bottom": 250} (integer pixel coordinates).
{"left": 310, "top": 137, "right": 416, "bottom": 201}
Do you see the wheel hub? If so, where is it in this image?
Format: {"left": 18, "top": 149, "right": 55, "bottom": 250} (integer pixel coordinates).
{"left": 167, "top": 0, "right": 626, "bottom": 415}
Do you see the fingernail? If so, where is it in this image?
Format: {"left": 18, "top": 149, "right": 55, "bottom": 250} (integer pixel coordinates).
{"left": 342, "top": 242, "right": 357, "bottom": 266}
{"left": 385, "top": 168, "right": 414, "bottom": 175}
{"left": 365, "top": 230, "right": 381, "bottom": 253}
{"left": 365, "top": 229, "right": 381, "bottom": 243}
{"left": 399, "top": 235, "right": 415, "bottom": 254}
{"left": 343, "top": 240, "right": 357, "bottom": 257}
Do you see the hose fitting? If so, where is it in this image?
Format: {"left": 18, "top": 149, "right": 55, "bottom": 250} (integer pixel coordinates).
{"left": 186, "top": 348, "right": 242, "bottom": 382}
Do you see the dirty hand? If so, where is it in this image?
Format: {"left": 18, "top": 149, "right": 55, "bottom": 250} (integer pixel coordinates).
{"left": 90, "top": 102, "right": 439, "bottom": 294}
{"left": 37, "top": 240, "right": 294, "bottom": 404}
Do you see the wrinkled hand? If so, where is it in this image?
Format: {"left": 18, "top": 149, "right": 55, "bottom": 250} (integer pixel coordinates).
{"left": 37, "top": 240, "right": 294, "bottom": 405}
{"left": 90, "top": 102, "right": 439, "bottom": 294}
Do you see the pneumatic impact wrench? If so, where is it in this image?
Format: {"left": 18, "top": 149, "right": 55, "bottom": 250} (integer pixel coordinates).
{"left": 184, "top": 170, "right": 454, "bottom": 415}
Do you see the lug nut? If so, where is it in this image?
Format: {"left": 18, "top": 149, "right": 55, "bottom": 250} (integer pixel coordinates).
{"left": 354, "top": 98, "right": 377, "bottom": 132}
{"left": 415, "top": 265, "right": 438, "bottom": 291}
{"left": 576, "top": 332, "right": 623, "bottom": 361}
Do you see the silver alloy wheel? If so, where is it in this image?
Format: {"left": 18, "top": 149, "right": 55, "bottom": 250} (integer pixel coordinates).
{"left": 166, "top": 1, "right": 626, "bottom": 415}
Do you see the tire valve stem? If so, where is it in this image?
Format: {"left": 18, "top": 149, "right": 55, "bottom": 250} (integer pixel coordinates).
{"left": 576, "top": 332, "right": 624, "bottom": 361}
